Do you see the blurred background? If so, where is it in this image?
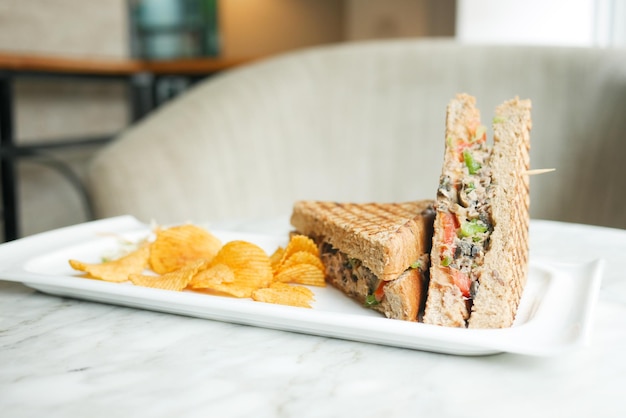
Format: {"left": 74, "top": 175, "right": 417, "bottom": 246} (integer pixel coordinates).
{"left": 0, "top": 0, "right": 624, "bottom": 240}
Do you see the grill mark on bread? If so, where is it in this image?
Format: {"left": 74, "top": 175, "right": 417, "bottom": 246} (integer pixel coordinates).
{"left": 315, "top": 202, "right": 427, "bottom": 237}
{"left": 291, "top": 200, "right": 435, "bottom": 282}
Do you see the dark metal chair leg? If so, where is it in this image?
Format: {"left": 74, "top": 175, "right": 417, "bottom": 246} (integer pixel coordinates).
{"left": 0, "top": 72, "right": 19, "bottom": 241}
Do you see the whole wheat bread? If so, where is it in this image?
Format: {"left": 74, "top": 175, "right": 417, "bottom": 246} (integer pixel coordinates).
{"left": 468, "top": 97, "right": 531, "bottom": 328}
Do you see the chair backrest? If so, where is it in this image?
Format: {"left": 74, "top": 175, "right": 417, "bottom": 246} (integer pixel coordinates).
{"left": 88, "top": 39, "right": 626, "bottom": 229}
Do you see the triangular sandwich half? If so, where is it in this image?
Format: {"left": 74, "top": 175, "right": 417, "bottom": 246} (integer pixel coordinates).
{"left": 290, "top": 200, "right": 435, "bottom": 321}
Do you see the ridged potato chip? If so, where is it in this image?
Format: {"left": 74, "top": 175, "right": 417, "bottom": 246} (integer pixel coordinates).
{"left": 269, "top": 246, "right": 285, "bottom": 271}
{"left": 188, "top": 263, "right": 235, "bottom": 289}
{"left": 271, "top": 235, "right": 326, "bottom": 288}
{"left": 252, "top": 282, "right": 314, "bottom": 308}
{"left": 69, "top": 245, "right": 149, "bottom": 282}
{"left": 279, "top": 250, "right": 325, "bottom": 272}
{"left": 192, "top": 240, "right": 273, "bottom": 298}
{"left": 274, "top": 263, "right": 326, "bottom": 287}
{"left": 130, "top": 259, "right": 208, "bottom": 291}
{"left": 277, "top": 235, "right": 319, "bottom": 268}
{"left": 149, "top": 224, "right": 221, "bottom": 274}
{"left": 198, "top": 282, "right": 256, "bottom": 298}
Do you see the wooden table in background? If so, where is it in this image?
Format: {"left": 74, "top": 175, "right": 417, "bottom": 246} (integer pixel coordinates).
{"left": 0, "top": 52, "right": 252, "bottom": 242}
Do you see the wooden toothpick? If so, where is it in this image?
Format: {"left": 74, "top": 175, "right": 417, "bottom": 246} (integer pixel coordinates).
{"left": 525, "top": 168, "right": 556, "bottom": 176}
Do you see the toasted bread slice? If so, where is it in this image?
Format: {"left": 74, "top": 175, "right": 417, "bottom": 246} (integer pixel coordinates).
{"left": 290, "top": 200, "right": 435, "bottom": 321}
{"left": 423, "top": 94, "right": 532, "bottom": 328}
{"left": 468, "top": 97, "right": 531, "bottom": 328}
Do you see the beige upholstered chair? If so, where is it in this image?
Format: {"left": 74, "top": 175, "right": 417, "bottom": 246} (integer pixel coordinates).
{"left": 87, "top": 39, "right": 626, "bottom": 229}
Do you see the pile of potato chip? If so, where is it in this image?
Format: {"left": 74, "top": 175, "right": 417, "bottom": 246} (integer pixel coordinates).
{"left": 69, "top": 224, "right": 326, "bottom": 308}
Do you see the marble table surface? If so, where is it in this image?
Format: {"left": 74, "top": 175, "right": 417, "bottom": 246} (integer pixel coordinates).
{"left": 1, "top": 218, "right": 625, "bottom": 418}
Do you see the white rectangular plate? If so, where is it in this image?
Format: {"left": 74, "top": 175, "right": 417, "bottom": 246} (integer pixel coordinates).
{"left": 0, "top": 216, "right": 603, "bottom": 356}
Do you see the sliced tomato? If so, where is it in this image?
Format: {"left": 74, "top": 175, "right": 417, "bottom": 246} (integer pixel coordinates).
{"left": 440, "top": 211, "right": 459, "bottom": 248}
{"left": 455, "top": 140, "right": 472, "bottom": 161}
{"left": 450, "top": 268, "right": 471, "bottom": 298}
{"left": 374, "top": 281, "right": 386, "bottom": 302}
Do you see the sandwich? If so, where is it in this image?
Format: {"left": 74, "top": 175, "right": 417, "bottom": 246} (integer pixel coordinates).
{"left": 422, "top": 93, "right": 532, "bottom": 328}
{"left": 290, "top": 200, "right": 435, "bottom": 321}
